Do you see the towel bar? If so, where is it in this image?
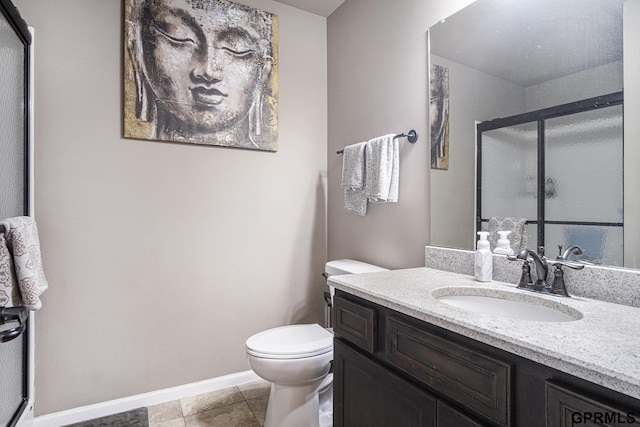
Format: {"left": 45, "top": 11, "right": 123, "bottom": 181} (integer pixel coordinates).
{"left": 337, "top": 129, "right": 418, "bottom": 154}
{"left": 0, "top": 306, "right": 28, "bottom": 343}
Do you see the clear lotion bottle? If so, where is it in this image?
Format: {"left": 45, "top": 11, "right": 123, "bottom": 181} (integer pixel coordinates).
{"left": 475, "top": 231, "right": 492, "bottom": 282}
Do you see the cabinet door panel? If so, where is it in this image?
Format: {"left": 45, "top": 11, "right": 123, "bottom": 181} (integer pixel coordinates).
{"left": 334, "top": 339, "right": 436, "bottom": 427}
{"left": 546, "top": 382, "right": 640, "bottom": 426}
{"left": 385, "top": 316, "right": 511, "bottom": 426}
{"left": 437, "top": 401, "right": 485, "bottom": 427}
{"left": 333, "top": 295, "right": 377, "bottom": 353}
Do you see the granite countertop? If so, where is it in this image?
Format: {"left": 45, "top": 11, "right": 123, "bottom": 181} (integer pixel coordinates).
{"left": 328, "top": 267, "right": 640, "bottom": 400}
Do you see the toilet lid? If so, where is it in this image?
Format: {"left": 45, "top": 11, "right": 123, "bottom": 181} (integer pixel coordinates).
{"left": 246, "top": 324, "right": 333, "bottom": 359}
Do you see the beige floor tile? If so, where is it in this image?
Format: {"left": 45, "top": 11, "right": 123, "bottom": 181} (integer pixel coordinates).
{"left": 181, "top": 387, "right": 245, "bottom": 416}
{"left": 245, "top": 394, "right": 269, "bottom": 426}
{"left": 147, "top": 400, "right": 184, "bottom": 424}
{"left": 238, "top": 380, "right": 271, "bottom": 400}
{"left": 184, "top": 401, "right": 260, "bottom": 427}
{"left": 149, "top": 417, "right": 187, "bottom": 427}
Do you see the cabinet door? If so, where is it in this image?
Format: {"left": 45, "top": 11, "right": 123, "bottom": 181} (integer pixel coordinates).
{"left": 334, "top": 339, "right": 436, "bottom": 427}
{"left": 546, "top": 382, "right": 640, "bottom": 426}
{"left": 437, "top": 401, "right": 485, "bottom": 427}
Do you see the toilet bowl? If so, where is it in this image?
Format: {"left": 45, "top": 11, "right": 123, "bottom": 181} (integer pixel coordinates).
{"left": 245, "top": 260, "right": 388, "bottom": 427}
{"left": 246, "top": 324, "right": 333, "bottom": 427}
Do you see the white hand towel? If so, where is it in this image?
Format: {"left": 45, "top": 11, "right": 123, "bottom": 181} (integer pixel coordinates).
{"left": 341, "top": 142, "right": 368, "bottom": 215}
{"left": 365, "top": 134, "right": 399, "bottom": 203}
{"left": 0, "top": 216, "right": 49, "bottom": 310}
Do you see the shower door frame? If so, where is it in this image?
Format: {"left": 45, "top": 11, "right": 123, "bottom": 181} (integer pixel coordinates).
{"left": 0, "top": 0, "right": 33, "bottom": 425}
{"left": 476, "top": 91, "right": 624, "bottom": 253}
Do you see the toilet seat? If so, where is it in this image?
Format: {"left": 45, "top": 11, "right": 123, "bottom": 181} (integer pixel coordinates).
{"left": 246, "top": 324, "right": 333, "bottom": 359}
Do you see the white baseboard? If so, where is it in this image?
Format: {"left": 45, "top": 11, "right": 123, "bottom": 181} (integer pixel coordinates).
{"left": 32, "top": 370, "right": 261, "bottom": 427}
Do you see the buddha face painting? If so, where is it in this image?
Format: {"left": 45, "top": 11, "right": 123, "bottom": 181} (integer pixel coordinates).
{"left": 125, "top": 0, "right": 278, "bottom": 151}
{"left": 430, "top": 64, "right": 449, "bottom": 169}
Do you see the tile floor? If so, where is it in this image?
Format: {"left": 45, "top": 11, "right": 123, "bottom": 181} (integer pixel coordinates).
{"left": 146, "top": 380, "right": 271, "bottom": 427}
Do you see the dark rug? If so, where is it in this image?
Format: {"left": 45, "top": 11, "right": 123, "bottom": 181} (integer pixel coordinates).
{"left": 63, "top": 408, "right": 148, "bottom": 427}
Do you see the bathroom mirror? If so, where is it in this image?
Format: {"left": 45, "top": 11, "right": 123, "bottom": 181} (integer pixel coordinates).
{"left": 428, "top": 0, "right": 640, "bottom": 268}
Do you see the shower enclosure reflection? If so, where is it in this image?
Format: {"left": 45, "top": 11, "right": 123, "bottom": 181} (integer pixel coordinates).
{"left": 477, "top": 93, "right": 623, "bottom": 265}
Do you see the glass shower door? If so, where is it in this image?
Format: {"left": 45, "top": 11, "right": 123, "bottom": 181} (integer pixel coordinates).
{"left": 0, "top": 1, "right": 31, "bottom": 425}
{"left": 0, "top": 318, "right": 28, "bottom": 427}
{"left": 478, "top": 93, "right": 623, "bottom": 264}
{"left": 544, "top": 105, "right": 624, "bottom": 264}
{"left": 479, "top": 121, "right": 539, "bottom": 248}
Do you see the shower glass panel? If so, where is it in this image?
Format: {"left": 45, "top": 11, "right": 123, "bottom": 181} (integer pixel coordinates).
{"left": 544, "top": 105, "right": 623, "bottom": 265}
{"left": 545, "top": 224, "right": 623, "bottom": 265}
{"left": 481, "top": 122, "right": 538, "bottom": 221}
{"left": 545, "top": 106, "right": 623, "bottom": 224}
{"left": 0, "top": 323, "right": 26, "bottom": 427}
{"left": 0, "top": 4, "right": 25, "bottom": 217}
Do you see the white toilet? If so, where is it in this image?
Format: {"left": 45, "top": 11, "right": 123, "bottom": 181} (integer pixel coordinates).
{"left": 245, "top": 259, "right": 388, "bottom": 427}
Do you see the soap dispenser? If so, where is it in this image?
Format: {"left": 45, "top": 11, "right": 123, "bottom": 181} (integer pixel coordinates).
{"left": 493, "top": 231, "right": 514, "bottom": 255}
{"left": 475, "top": 231, "right": 492, "bottom": 282}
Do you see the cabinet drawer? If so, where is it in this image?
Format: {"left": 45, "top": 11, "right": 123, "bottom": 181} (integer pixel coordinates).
{"left": 333, "top": 295, "right": 377, "bottom": 353}
{"left": 545, "top": 382, "right": 640, "bottom": 426}
{"left": 385, "top": 316, "right": 511, "bottom": 426}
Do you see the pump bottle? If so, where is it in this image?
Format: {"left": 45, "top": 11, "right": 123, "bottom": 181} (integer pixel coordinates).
{"left": 493, "top": 230, "right": 514, "bottom": 255}
{"left": 475, "top": 231, "right": 492, "bottom": 282}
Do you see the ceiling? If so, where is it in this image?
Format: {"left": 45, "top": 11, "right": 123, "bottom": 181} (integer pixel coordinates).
{"left": 272, "top": 0, "right": 624, "bottom": 87}
{"left": 429, "top": 0, "right": 624, "bottom": 87}
{"left": 272, "top": 0, "right": 346, "bottom": 17}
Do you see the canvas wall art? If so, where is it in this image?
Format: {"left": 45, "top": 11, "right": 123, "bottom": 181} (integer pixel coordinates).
{"left": 124, "top": 0, "right": 279, "bottom": 151}
{"left": 430, "top": 63, "right": 449, "bottom": 169}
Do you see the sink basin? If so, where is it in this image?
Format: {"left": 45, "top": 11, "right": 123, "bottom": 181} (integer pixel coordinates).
{"left": 433, "top": 287, "right": 582, "bottom": 322}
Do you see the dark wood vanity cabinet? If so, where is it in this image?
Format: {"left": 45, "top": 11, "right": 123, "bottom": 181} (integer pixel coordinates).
{"left": 334, "top": 340, "right": 437, "bottom": 426}
{"left": 333, "top": 290, "right": 640, "bottom": 427}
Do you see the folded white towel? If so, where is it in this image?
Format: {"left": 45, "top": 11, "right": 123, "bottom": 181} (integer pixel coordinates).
{"left": 342, "top": 142, "right": 368, "bottom": 216}
{"left": 0, "top": 217, "right": 49, "bottom": 310}
{"left": 365, "top": 134, "right": 399, "bottom": 203}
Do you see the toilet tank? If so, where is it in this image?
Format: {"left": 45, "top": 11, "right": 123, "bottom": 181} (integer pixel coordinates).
{"left": 324, "top": 259, "right": 388, "bottom": 276}
{"left": 323, "top": 260, "right": 387, "bottom": 329}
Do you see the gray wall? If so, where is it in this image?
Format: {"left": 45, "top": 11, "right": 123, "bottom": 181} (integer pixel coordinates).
{"left": 429, "top": 55, "right": 525, "bottom": 250}
{"left": 525, "top": 61, "right": 623, "bottom": 111}
{"left": 625, "top": 0, "right": 640, "bottom": 266}
{"left": 327, "top": 0, "right": 475, "bottom": 269}
{"left": 14, "top": 0, "right": 328, "bottom": 415}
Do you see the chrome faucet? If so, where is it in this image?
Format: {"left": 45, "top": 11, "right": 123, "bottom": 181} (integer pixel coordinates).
{"left": 559, "top": 245, "right": 582, "bottom": 261}
{"left": 508, "top": 245, "right": 584, "bottom": 297}
{"left": 515, "top": 248, "right": 549, "bottom": 292}
{"left": 547, "top": 245, "right": 585, "bottom": 297}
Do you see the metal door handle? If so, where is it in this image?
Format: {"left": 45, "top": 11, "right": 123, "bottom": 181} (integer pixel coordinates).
{"left": 0, "top": 306, "right": 28, "bottom": 343}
